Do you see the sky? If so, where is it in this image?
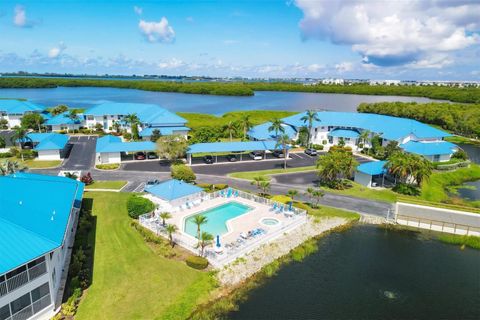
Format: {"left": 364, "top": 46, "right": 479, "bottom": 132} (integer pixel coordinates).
{"left": 1, "top": 0, "right": 479, "bottom": 80}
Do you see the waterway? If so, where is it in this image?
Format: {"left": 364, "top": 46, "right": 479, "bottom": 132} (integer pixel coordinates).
{"left": 0, "top": 86, "right": 442, "bottom": 114}
{"left": 229, "top": 225, "right": 480, "bottom": 320}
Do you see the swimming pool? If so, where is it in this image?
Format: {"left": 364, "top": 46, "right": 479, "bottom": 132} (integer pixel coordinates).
{"left": 184, "top": 201, "right": 252, "bottom": 238}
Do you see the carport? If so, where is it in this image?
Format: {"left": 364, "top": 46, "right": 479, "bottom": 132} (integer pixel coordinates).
{"left": 354, "top": 160, "right": 387, "bottom": 188}
{"left": 186, "top": 141, "right": 287, "bottom": 165}
{"left": 95, "top": 135, "right": 156, "bottom": 164}
{"left": 23, "top": 132, "right": 69, "bottom": 160}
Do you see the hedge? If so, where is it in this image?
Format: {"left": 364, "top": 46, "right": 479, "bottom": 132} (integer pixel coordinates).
{"left": 186, "top": 256, "right": 209, "bottom": 270}
{"left": 126, "top": 195, "right": 155, "bottom": 219}
{"left": 171, "top": 163, "right": 196, "bottom": 182}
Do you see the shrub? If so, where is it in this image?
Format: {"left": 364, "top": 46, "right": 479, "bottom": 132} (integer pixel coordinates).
{"left": 80, "top": 172, "right": 94, "bottom": 185}
{"left": 0, "top": 152, "right": 12, "bottom": 158}
{"left": 171, "top": 163, "right": 196, "bottom": 182}
{"left": 126, "top": 195, "right": 155, "bottom": 219}
{"left": 311, "top": 144, "right": 324, "bottom": 150}
{"left": 393, "top": 183, "right": 420, "bottom": 196}
{"left": 123, "top": 132, "right": 132, "bottom": 140}
{"left": 18, "top": 149, "right": 37, "bottom": 159}
{"left": 95, "top": 163, "right": 120, "bottom": 170}
{"left": 197, "top": 183, "right": 228, "bottom": 192}
{"left": 322, "top": 140, "right": 328, "bottom": 145}
{"left": 271, "top": 195, "right": 292, "bottom": 204}
{"left": 186, "top": 256, "right": 209, "bottom": 270}
{"left": 452, "top": 149, "right": 468, "bottom": 161}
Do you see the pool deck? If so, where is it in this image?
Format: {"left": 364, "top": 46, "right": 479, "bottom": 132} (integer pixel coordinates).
{"left": 168, "top": 196, "right": 294, "bottom": 245}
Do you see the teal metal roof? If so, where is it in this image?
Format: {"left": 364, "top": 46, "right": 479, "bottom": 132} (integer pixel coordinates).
{"left": 25, "top": 133, "right": 69, "bottom": 151}
{"left": 145, "top": 179, "right": 203, "bottom": 201}
{"left": 187, "top": 140, "right": 286, "bottom": 154}
{"left": 357, "top": 161, "right": 387, "bottom": 175}
{"left": 0, "top": 100, "right": 45, "bottom": 114}
{"left": 328, "top": 129, "right": 360, "bottom": 138}
{"left": 400, "top": 141, "right": 457, "bottom": 156}
{"left": 95, "top": 135, "right": 156, "bottom": 153}
{"left": 0, "top": 173, "right": 84, "bottom": 274}
{"left": 45, "top": 112, "right": 82, "bottom": 126}
{"left": 247, "top": 122, "right": 297, "bottom": 140}
{"left": 279, "top": 111, "right": 451, "bottom": 141}
{"left": 85, "top": 102, "right": 187, "bottom": 126}
{"left": 140, "top": 126, "right": 190, "bottom": 137}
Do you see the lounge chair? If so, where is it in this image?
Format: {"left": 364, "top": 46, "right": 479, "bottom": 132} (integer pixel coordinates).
{"left": 270, "top": 203, "right": 277, "bottom": 211}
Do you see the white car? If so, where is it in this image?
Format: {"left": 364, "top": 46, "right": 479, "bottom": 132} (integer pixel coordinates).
{"left": 249, "top": 151, "right": 263, "bottom": 160}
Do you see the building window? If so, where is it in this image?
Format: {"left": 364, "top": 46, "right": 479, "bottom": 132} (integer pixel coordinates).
{"left": 87, "top": 115, "right": 94, "bottom": 121}
{"left": 10, "top": 292, "right": 31, "bottom": 315}
{"left": 0, "top": 304, "right": 10, "bottom": 320}
{"left": 31, "top": 282, "right": 50, "bottom": 303}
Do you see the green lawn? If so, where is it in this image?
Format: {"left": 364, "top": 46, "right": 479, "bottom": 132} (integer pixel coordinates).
{"left": 85, "top": 180, "right": 127, "bottom": 190}
{"left": 1, "top": 157, "right": 62, "bottom": 169}
{"left": 445, "top": 135, "right": 480, "bottom": 145}
{"left": 75, "top": 192, "right": 215, "bottom": 320}
{"left": 320, "top": 182, "right": 398, "bottom": 203}
{"left": 228, "top": 166, "right": 316, "bottom": 180}
{"left": 420, "top": 164, "right": 480, "bottom": 205}
{"left": 293, "top": 201, "right": 360, "bottom": 220}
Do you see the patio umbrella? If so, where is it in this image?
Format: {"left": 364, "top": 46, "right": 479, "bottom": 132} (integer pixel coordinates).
{"left": 216, "top": 235, "right": 221, "bottom": 247}
{"left": 289, "top": 201, "right": 293, "bottom": 211}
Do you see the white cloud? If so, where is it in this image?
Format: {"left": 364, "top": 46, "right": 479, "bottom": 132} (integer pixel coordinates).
{"left": 223, "top": 40, "right": 239, "bottom": 45}
{"left": 48, "top": 42, "right": 66, "bottom": 59}
{"left": 295, "top": 0, "right": 480, "bottom": 68}
{"left": 133, "top": 6, "right": 142, "bottom": 15}
{"left": 138, "top": 18, "right": 175, "bottom": 43}
{"left": 335, "top": 62, "right": 353, "bottom": 73}
{"left": 13, "top": 5, "right": 29, "bottom": 27}
{"left": 157, "top": 58, "right": 185, "bottom": 69}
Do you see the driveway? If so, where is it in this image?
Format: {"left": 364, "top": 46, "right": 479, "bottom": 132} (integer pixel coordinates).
{"left": 61, "top": 136, "right": 97, "bottom": 171}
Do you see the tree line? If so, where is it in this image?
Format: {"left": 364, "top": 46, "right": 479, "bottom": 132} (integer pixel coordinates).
{"left": 357, "top": 101, "right": 480, "bottom": 138}
{"left": 1, "top": 77, "right": 479, "bottom": 103}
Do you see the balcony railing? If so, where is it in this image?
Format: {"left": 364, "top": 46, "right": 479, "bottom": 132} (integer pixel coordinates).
{"left": 6, "top": 294, "right": 51, "bottom": 320}
{"left": 0, "top": 261, "right": 47, "bottom": 297}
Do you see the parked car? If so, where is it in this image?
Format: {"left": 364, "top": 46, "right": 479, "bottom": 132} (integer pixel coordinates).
{"left": 249, "top": 151, "right": 263, "bottom": 160}
{"left": 147, "top": 152, "right": 158, "bottom": 159}
{"left": 134, "top": 152, "right": 146, "bottom": 160}
{"left": 146, "top": 179, "right": 160, "bottom": 186}
{"left": 226, "top": 154, "right": 237, "bottom": 162}
{"left": 272, "top": 150, "right": 285, "bottom": 158}
{"left": 304, "top": 148, "right": 318, "bottom": 156}
{"left": 203, "top": 155, "right": 214, "bottom": 164}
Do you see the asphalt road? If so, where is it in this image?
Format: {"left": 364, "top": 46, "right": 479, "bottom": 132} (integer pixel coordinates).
{"left": 61, "top": 136, "right": 97, "bottom": 171}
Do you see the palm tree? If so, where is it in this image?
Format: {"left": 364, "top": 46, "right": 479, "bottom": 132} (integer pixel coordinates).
{"left": 300, "top": 110, "right": 320, "bottom": 148}
{"left": 10, "top": 127, "right": 30, "bottom": 161}
{"left": 0, "top": 160, "right": 24, "bottom": 176}
{"left": 193, "top": 215, "right": 208, "bottom": 240}
{"left": 124, "top": 113, "right": 140, "bottom": 140}
{"left": 287, "top": 189, "right": 298, "bottom": 202}
{"left": 112, "top": 120, "right": 121, "bottom": 134}
{"left": 240, "top": 114, "right": 253, "bottom": 140}
{"left": 358, "top": 130, "right": 371, "bottom": 149}
{"left": 198, "top": 231, "right": 214, "bottom": 257}
{"left": 259, "top": 180, "right": 271, "bottom": 196}
{"left": 275, "top": 133, "right": 291, "bottom": 169}
{"left": 223, "top": 121, "right": 236, "bottom": 141}
{"left": 66, "top": 110, "right": 79, "bottom": 133}
{"left": 165, "top": 224, "right": 178, "bottom": 247}
{"left": 159, "top": 212, "right": 172, "bottom": 227}
{"left": 251, "top": 175, "right": 267, "bottom": 188}
{"left": 412, "top": 156, "right": 433, "bottom": 186}
{"left": 268, "top": 118, "right": 285, "bottom": 138}
{"left": 311, "top": 189, "right": 324, "bottom": 208}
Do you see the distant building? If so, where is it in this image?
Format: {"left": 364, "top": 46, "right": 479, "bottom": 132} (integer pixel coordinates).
{"left": 0, "top": 173, "right": 84, "bottom": 320}
{"left": 248, "top": 111, "right": 457, "bottom": 162}
{"left": 0, "top": 100, "right": 47, "bottom": 129}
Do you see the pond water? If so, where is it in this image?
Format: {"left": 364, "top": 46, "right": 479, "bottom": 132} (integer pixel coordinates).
{"left": 0, "top": 87, "right": 442, "bottom": 114}
{"left": 459, "top": 143, "right": 480, "bottom": 164}
{"left": 228, "top": 226, "right": 480, "bottom": 320}
{"left": 455, "top": 181, "right": 480, "bottom": 201}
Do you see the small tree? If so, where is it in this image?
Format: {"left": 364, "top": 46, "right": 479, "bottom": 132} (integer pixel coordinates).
{"left": 198, "top": 231, "right": 214, "bottom": 257}
{"left": 126, "top": 195, "right": 155, "bottom": 219}
{"left": 171, "top": 163, "right": 196, "bottom": 182}
{"left": 223, "top": 121, "right": 237, "bottom": 141}
{"left": 259, "top": 180, "right": 271, "bottom": 196}
{"left": 10, "top": 127, "right": 30, "bottom": 161}
{"left": 0, "top": 160, "right": 24, "bottom": 176}
{"left": 156, "top": 135, "right": 188, "bottom": 161}
{"left": 165, "top": 224, "right": 178, "bottom": 247}
{"left": 66, "top": 110, "right": 79, "bottom": 133}
{"left": 305, "top": 187, "right": 324, "bottom": 208}
{"left": 150, "top": 129, "right": 161, "bottom": 142}
{"left": 21, "top": 113, "right": 44, "bottom": 131}
{"left": 193, "top": 215, "right": 208, "bottom": 240}
{"left": 300, "top": 110, "right": 320, "bottom": 148}
{"left": 275, "top": 133, "right": 291, "bottom": 169}
{"left": 124, "top": 114, "right": 140, "bottom": 140}
{"left": 251, "top": 175, "right": 267, "bottom": 188}
{"left": 112, "top": 120, "right": 121, "bottom": 134}
{"left": 159, "top": 212, "right": 172, "bottom": 227}
{"left": 268, "top": 118, "right": 285, "bottom": 138}
{"left": 240, "top": 114, "right": 253, "bottom": 140}
{"left": 287, "top": 189, "right": 298, "bottom": 202}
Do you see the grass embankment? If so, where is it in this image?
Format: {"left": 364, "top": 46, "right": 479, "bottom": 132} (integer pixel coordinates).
{"left": 228, "top": 166, "right": 316, "bottom": 180}
{"left": 75, "top": 192, "right": 216, "bottom": 320}
{"left": 84, "top": 180, "right": 127, "bottom": 190}
{"left": 95, "top": 163, "right": 120, "bottom": 170}
{"left": 178, "top": 110, "right": 297, "bottom": 130}
{"left": 437, "top": 234, "right": 480, "bottom": 250}
{"left": 420, "top": 164, "right": 480, "bottom": 207}
{"left": 445, "top": 135, "right": 480, "bottom": 145}
{"left": 3, "top": 77, "right": 479, "bottom": 103}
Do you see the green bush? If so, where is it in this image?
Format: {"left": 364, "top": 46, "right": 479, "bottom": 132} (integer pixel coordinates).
{"left": 186, "top": 256, "right": 209, "bottom": 270}
{"left": 123, "top": 132, "right": 132, "bottom": 140}
{"left": 95, "top": 163, "right": 120, "bottom": 170}
{"left": 452, "top": 149, "right": 468, "bottom": 161}
{"left": 197, "top": 183, "right": 228, "bottom": 192}
{"left": 171, "top": 163, "right": 196, "bottom": 182}
{"left": 0, "top": 152, "right": 12, "bottom": 158}
{"left": 17, "top": 149, "right": 37, "bottom": 159}
{"left": 393, "top": 183, "right": 420, "bottom": 196}
{"left": 126, "top": 195, "right": 155, "bottom": 219}
{"left": 311, "top": 144, "right": 324, "bottom": 150}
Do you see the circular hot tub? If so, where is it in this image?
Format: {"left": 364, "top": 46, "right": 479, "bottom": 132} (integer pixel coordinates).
{"left": 261, "top": 218, "right": 281, "bottom": 227}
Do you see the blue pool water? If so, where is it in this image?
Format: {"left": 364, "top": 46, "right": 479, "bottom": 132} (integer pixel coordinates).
{"left": 184, "top": 202, "right": 251, "bottom": 237}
